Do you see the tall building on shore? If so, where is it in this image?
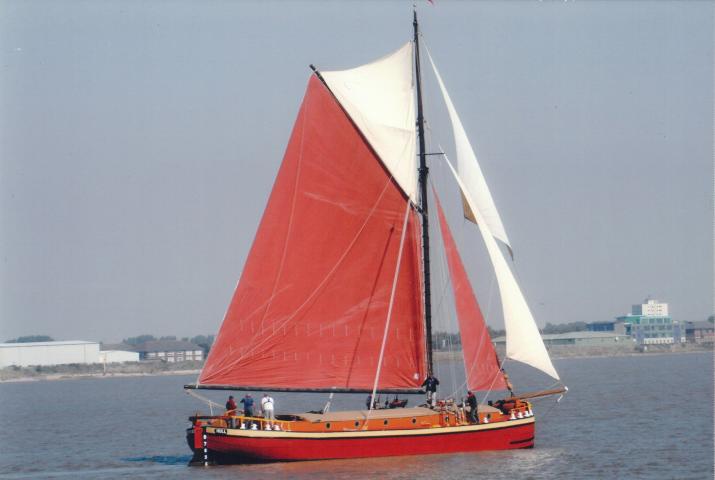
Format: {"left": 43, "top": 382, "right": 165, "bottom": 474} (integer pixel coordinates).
{"left": 617, "top": 298, "right": 683, "bottom": 345}
{"left": 632, "top": 298, "right": 669, "bottom": 317}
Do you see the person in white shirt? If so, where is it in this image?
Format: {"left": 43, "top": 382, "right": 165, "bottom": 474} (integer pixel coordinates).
{"left": 261, "top": 393, "right": 275, "bottom": 427}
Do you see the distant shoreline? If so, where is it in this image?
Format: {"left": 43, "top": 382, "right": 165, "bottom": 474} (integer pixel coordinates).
{"left": 0, "top": 369, "right": 202, "bottom": 384}
{"left": 435, "top": 343, "right": 713, "bottom": 362}
{"left": 0, "top": 361, "right": 203, "bottom": 384}
{"left": 1, "top": 347, "right": 711, "bottom": 384}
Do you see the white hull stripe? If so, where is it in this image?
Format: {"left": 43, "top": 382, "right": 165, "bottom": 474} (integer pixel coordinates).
{"left": 205, "top": 417, "right": 534, "bottom": 440}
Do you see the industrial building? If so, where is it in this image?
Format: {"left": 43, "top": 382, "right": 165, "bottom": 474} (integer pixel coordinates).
{"left": 492, "top": 331, "right": 630, "bottom": 348}
{"left": 99, "top": 350, "right": 140, "bottom": 363}
{"left": 540, "top": 331, "right": 631, "bottom": 346}
{"left": 134, "top": 340, "right": 203, "bottom": 362}
{"left": 586, "top": 321, "right": 626, "bottom": 335}
{"left": 616, "top": 299, "right": 684, "bottom": 345}
{"left": 0, "top": 341, "right": 100, "bottom": 368}
{"left": 684, "top": 322, "right": 715, "bottom": 344}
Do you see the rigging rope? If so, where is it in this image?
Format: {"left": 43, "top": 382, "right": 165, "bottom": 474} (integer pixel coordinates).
{"left": 428, "top": 146, "right": 507, "bottom": 404}
{"left": 528, "top": 390, "right": 564, "bottom": 422}
{"left": 432, "top": 203, "right": 459, "bottom": 401}
{"left": 424, "top": 131, "right": 461, "bottom": 401}
{"left": 419, "top": 40, "right": 560, "bottom": 403}
{"left": 479, "top": 356, "right": 509, "bottom": 405}
{"left": 365, "top": 199, "right": 412, "bottom": 428}
{"left": 186, "top": 389, "right": 223, "bottom": 416}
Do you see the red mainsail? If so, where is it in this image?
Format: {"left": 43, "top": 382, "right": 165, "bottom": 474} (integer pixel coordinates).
{"left": 433, "top": 191, "right": 507, "bottom": 392}
{"left": 199, "top": 76, "right": 426, "bottom": 390}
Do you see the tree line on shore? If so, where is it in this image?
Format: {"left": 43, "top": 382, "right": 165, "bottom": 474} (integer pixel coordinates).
{"left": 4, "top": 335, "right": 54, "bottom": 343}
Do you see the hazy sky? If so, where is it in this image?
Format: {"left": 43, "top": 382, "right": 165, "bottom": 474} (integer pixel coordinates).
{"left": 1, "top": 1, "right": 712, "bottom": 343}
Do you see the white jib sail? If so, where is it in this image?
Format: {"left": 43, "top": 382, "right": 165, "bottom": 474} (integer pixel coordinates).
{"left": 443, "top": 155, "right": 560, "bottom": 381}
{"left": 427, "top": 50, "right": 512, "bottom": 253}
{"left": 322, "top": 42, "right": 418, "bottom": 202}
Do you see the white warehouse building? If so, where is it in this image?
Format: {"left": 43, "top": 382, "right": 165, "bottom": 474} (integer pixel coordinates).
{"left": 99, "top": 350, "right": 139, "bottom": 363}
{"left": 0, "top": 341, "right": 100, "bottom": 368}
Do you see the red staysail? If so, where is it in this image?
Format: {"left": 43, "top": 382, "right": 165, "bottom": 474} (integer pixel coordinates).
{"left": 433, "top": 191, "right": 507, "bottom": 392}
{"left": 199, "top": 76, "right": 426, "bottom": 390}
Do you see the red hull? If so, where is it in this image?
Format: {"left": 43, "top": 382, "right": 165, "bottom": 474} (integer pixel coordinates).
{"left": 200, "top": 419, "right": 535, "bottom": 462}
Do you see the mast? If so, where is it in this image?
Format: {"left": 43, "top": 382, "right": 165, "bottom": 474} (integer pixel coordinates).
{"left": 413, "top": 9, "right": 433, "bottom": 375}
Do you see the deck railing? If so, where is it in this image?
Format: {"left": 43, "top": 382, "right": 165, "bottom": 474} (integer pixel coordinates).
{"left": 225, "top": 415, "right": 290, "bottom": 432}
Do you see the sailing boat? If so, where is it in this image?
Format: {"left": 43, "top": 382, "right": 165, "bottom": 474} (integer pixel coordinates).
{"left": 185, "top": 11, "right": 566, "bottom": 464}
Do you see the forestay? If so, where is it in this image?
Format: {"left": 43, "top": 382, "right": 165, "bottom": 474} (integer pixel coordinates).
{"left": 433, "top": 190, "right": 508, "bottom": 392}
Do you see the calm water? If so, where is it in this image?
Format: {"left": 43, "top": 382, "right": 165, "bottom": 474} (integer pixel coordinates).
{"left": 0, "top": 352, "right": 712, "bottom": 479}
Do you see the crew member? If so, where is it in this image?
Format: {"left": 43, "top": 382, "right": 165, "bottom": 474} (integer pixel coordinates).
{"left": 240, "top": 393, "right": 254, "bottom": 417}
{"left": 261, "top": 393, "right": 275, "bottom": 428}
{"left": 466, "top": 391, "right": 478, "bottom": 424}
{"left": 225, "top": 395, "right": 237, "bottom": 415}
{"left": 421, "top": 374, "right": 440, "bottom": 407}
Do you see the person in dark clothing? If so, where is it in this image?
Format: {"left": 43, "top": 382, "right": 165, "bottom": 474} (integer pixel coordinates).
{"left": 466, "top": 391, "right": 478, "bottom": 424}
{"left": 240, "top": 394, "right": 254, "bottom": 417}
{"left": 421, "top": 375, "right": 440, "bottom": 406}
{"left": 366, "top": 394, "right": 373, "bottom": 410}
{"left": 225, "top": 395, "right": 237, "bottom": 414}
